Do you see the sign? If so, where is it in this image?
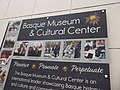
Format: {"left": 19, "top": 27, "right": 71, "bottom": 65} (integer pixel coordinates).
{"left": 0, "top": 9, "right": 110, "bottom": 90}
{"left": 18, "top": 10, "right": 107, "bottom": 40}
{"left": 0, "top": 10, "right": 108, "bottom": 61}
{"left": 4, "top": 59, "right": 110, "bottom": 90}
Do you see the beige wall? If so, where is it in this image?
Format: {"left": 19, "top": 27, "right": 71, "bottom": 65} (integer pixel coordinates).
{"left": 0, "top": 0, "right": 120, "bottom": 90}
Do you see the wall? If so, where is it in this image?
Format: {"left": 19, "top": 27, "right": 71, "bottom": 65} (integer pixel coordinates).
{"left": 0, "top": 0, "right": 120, "bottom": 90}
